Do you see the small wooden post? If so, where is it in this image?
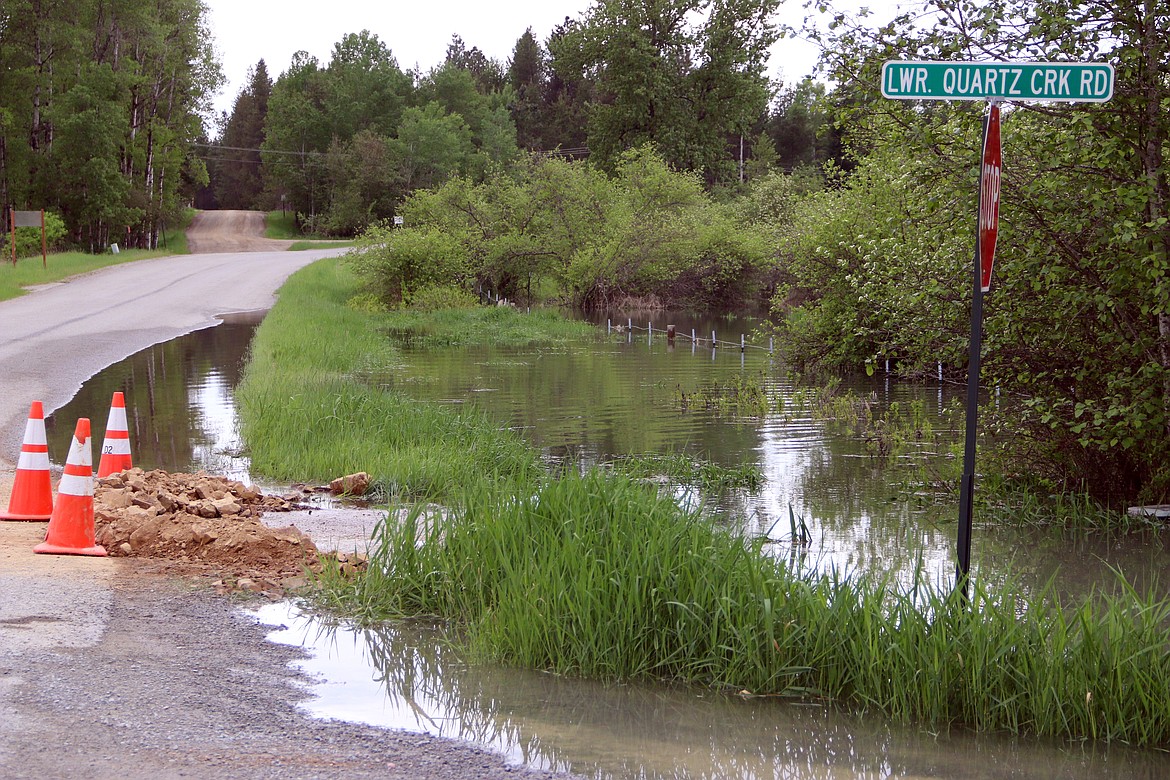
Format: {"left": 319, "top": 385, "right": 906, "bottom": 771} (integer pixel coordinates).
{"left": 667, "top": 324, "right": 676, "bottom": 345}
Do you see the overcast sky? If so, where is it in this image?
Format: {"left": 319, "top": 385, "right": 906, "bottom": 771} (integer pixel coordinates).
{"left": 201, "top": 0, "right": 850, "bottom": 120}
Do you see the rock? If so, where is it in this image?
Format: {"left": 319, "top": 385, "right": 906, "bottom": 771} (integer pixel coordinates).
{"left": 157, "top": 492, "right": 181, "bottom": 512}
{"left": 103, "top": 489, "right": 134, "bottom": 510}
{"left": 131, "top": 494, "right": 160, "bottom": 510}
{"left": 125, "top": 505, "right": 159, "bottom": 523}
{"left": 212, "top": 497, "right": 241, "bottom": 516}
{"left": 191, "top": 522, "right": 219, "bottom": 545}
{"left": 91, "top": 467, "right": 325, "bottom": 580}
{"left": 329, "top": 472, "right": 371, "bottom": 496}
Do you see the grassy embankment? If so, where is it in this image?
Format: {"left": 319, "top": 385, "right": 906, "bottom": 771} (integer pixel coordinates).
{"left": 241, "top": 256, "right": 1170, "bottom": 749}
{"left": 0, "top": 230, "right": 190, "bottom": 302}
{"left": 235, "top": 257, "right": 592, "bottom": 500}
{"left": 265, "top": 211, "right": 355, "bottom": 251}
{"left": 321, "top": 470, "right": 1170, "bottom": 748}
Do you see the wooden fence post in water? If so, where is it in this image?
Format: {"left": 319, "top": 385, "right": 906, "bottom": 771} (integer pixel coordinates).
{"left": 667, "top": 325, "right": 676, "bottom": 345}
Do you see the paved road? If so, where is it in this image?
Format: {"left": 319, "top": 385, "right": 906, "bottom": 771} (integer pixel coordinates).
{"left": 0, "top": 242, "right": 340, "bottom": 464}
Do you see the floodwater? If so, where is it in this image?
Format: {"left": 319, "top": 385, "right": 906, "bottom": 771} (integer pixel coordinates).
{"left": 46, "top": 312, "right": 260, "bottom": 483}
{"left": 252, "top": 600, "right": 1166, "bottom": 779}
{"left": 49, "top": 310, "right": 1170, "bottom": 778}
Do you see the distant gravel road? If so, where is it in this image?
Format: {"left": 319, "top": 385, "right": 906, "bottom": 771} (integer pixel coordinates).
{"left": 0, "top": 213, "right": 577, "bottom": 780}
{"left": 186, "top": 210, "right": 295, "bottom": 254}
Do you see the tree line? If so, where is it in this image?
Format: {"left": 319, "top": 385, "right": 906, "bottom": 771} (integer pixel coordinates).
{"left": 1, "top": 0, "right": 218, "bottom": 251}
{"left": 203, "top": 0, "right": 838, "bottom": 233}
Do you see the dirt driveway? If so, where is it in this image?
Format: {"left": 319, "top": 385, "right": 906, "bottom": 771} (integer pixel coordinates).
{"left": 0, "top": 214, "right": 574, "bottom": 780}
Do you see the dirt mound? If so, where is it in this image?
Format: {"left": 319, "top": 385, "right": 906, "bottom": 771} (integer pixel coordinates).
{"left": 94, "top": 469, "right": 322, "bottom": 587}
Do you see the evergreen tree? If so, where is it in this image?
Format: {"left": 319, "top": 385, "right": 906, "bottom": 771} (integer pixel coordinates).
{"left": 213, "top": 59, "right": 271, "bottom": 209}
{"left": 552, "top": 0, "right": 780, "bottom": 181}
{"left": 507, "top": 28, "right": 546, "bottom": 150}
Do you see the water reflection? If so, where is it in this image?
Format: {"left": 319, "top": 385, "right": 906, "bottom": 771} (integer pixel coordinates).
{"left": 388, "top": 309, "right": 1169, "bottom": 598}
{"left": 255, "top": 601, "right": 1166, "bottom": 779}
{"left": 46, "top": 314, "right": 259, "bottom": 481}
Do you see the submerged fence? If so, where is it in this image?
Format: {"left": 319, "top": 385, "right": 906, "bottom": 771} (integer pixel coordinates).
{"left": 606, "top": 318, "right": 774, "bottom": 354}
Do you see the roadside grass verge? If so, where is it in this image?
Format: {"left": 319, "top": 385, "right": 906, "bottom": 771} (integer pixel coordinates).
{"left": 289, "top": 240, "right": 354, "bottom": 251}
{"left": 265, "top": 210, "right": 345, "bottom": 241}
{"left": 1, "top": 211, "right": 191, "bottom": 302}
{"left": 0, "top": 239, "right": 190, "bottom": 302}
{"left": 264, "top": 211, "right": 361, "bottom": 249}
{"left": 320, "top": 468, "right": 1170, "bottom": 748}
{"left": 236, "top": 257, "right": 542, "bottom": 500}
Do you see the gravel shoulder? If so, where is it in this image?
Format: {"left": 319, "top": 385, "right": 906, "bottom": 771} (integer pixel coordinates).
{"left": 0, "top": 554, "right": 565, "bottom": 780}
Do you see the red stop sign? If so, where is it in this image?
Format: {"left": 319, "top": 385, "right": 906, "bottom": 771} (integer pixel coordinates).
{"left": 979, "top": 104, "right": 1002, "bottom": 292}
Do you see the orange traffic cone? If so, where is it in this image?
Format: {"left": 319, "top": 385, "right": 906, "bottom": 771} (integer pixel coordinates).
{"left": 97, "top": 391, "right": 133, "bottom": 478}
{"left": 0, "top": 401, "right": 54, "bottom": 521}
{"left": 34, "top": 418, "right": 107, "bottom": 557}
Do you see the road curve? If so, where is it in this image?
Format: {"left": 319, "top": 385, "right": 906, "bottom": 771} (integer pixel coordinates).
{"left": 0, "top": 243, "right": 343, "bottom": 463}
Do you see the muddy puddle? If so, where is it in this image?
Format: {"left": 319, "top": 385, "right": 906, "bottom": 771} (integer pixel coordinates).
{"left": 252, "top": 601, "right": 1163, "bottom": 779}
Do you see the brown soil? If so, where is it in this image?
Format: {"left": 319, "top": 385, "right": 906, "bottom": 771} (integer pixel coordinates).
{"left": 93, "top": 468, "right": 344, "bottom": 595}
{"left": 186, "top": 210, "right": 295, "bottom": 253}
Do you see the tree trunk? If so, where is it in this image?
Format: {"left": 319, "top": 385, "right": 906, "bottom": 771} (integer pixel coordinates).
{"left": 1138, "top": 0, "right": 1170, "bottom": 437}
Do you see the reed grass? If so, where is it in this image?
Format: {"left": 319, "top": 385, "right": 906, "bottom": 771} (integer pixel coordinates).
{"left": 981, "top": 489, "right": 1162, "bottom": 535}
{"left": 236, "top": 258, "right": 541, "bottom": 499}
{"left": 675, "top": 371, "right": 771, "bottom": 416}
{"left": 323, "top": 468, "right": 1170, "bottom": 748}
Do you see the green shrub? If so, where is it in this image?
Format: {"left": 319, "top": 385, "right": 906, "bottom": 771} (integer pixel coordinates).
{"left": 407, "top": 284, "right": 479, "bottom": 310}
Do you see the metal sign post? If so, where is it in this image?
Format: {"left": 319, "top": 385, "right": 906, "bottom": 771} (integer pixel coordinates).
{"left": 956, "top": 102, "right": 1001, "bottom": 601}
{"left": 882, "top": 59, "right": 1111, "bottom": 600}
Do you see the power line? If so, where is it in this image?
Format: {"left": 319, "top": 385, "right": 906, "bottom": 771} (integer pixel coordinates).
{"left": 190, "top": 142, "right": 323, "bottom": 158}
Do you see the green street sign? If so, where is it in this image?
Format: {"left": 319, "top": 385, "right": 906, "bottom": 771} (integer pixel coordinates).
{"left": 881, "top": 60, "right": 1114, "bottom": 102}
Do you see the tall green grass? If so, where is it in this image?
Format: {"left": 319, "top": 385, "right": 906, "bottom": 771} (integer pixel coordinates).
{"left": 321, "top": 469, "right": 1170, "bottom": 748}
{"left": 236, "top": 258, "right": 541, "bottom": 499}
